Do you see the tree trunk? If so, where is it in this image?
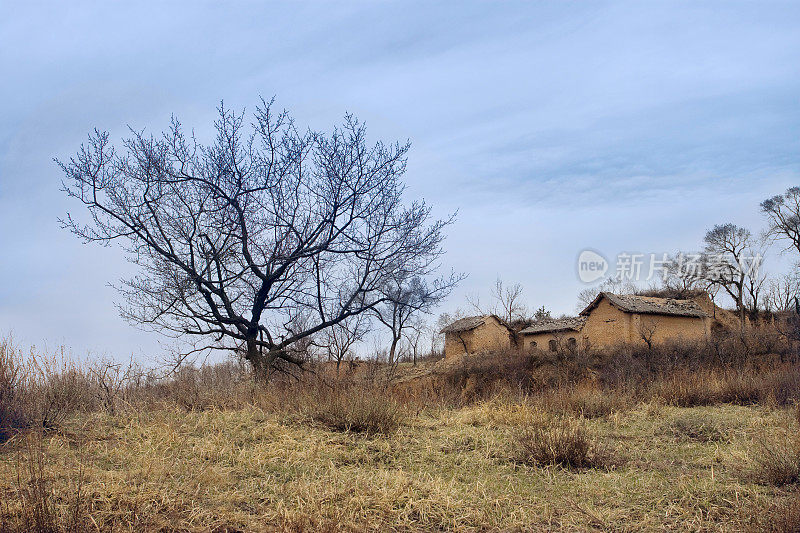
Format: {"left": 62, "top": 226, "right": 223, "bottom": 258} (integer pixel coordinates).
{"left": 389, "top": 335, "right": 400, "bottom": 365}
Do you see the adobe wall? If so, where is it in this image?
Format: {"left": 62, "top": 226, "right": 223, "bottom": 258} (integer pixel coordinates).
{"left": 630, "top": 313, "right": 709, "bottom": 345}
{"left": 581, "top": 298, "right": 634, "bottom": 348}
{"left": 520, "top": 330, "right": 585, "bottom": 352}
{"left": 444, "top": 317, "right": 512, "bottom": 359}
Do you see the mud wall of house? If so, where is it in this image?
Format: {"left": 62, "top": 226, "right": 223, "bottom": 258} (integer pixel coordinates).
{"left": 581, "top": 298, "right": 634, "bottom": 348}
{"left": 444, "top": 318, "right": 512, "bottom": 359}
{"left": 630, "top": 313, "right": 709, "bottom": 344}
{"left": 520, "top": 331, "right": 584, "bottom": 352}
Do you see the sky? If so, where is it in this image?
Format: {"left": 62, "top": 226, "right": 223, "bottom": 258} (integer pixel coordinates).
{"left": 1, "top": 1, "right": 799, "bottom": 364}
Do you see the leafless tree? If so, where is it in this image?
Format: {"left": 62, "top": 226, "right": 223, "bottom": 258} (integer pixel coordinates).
{"left": 59, "top": 99, "right": 456, "bottom": 375}
{"left": 764, "top": 271, "right": 800, "bottom": 312}
{"left": 637, "top": 317, "right": 659, "bottom": 350}
{"left": 761, "top": 186, "right": 800, "bottom": 255}
{"left": 468, "top": 278, "right": 527, "bottom": 324}
{"left": 373, "top": 273, "right": 460, "bottom": 364}
{"left": 319, "top": 313, "right": 368, "bottom": 373}
{"left": 703, "top": 223, "right": 756, "bottom": 328}
{"left": 661, "top": 252, "right": 713, "bottom": 294}
{"left": 401, "top": 318, "right": 428, "bottom": 365}
{"left": 576, "top": 276, "right": 637, "bottom": 312}
{"left": 433, "top": 309, "right": 465, "bottom": 355}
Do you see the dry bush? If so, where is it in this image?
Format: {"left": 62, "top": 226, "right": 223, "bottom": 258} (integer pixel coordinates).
{"left": 513, "top": 415, "right": 616, "bottom": 470}
{"left": 0, "top": 338, "right": 25, "bottom": 442}
{"left": 0, "top": 338, "right": 90, "bottom": 441}
{"left": 304, "top": 382, "right": 406, "bottom": 435}
{"left": 751, "top": 428, "right": 800, "bottom": 487}
{"left": 128, "top": 360, "right": 255, "bottom": 412}
{"left": 536, "top": 384, "right": 630, "bottom": 418}
{"left": 1, "top": 431, "right": 88, "bottom": 533}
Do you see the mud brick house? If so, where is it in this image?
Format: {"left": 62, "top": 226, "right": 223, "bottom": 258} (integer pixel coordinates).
{"left": 519, "top": 292, "right": 714, "bottom": 351}
{"left": 440, "top": 315, "right": 513, "bottom": 359}
{"left": 441, "top": 292, "right": 733, "bottom": 358}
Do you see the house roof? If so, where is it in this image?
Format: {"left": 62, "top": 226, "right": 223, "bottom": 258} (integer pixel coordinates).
{"left": 580, "top": 292, "right": 708, "bottom": 318}
{"left": 439, "top": 315, "right": 506, "bottom": 334}
{"left": 519, "top": 316, "right": 587, "bottom": 335}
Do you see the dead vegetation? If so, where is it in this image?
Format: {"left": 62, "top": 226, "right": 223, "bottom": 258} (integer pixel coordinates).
{"left": 1, "top": 333, "right": 800, "bottom": 531}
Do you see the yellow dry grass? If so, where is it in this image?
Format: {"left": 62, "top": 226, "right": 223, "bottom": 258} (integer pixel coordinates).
{"left": 1, "top": 400, "right": 797, "bottom": 532}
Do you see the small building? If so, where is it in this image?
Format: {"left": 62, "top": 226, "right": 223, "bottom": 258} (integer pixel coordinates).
{"left": 519, "top": 292, "right": 713, "bottom": 351}
{"left": 518, "top": 316, "right": 587, "bottom": 352}
{"left": 440, "top": 315, "right": 513, "bottom": 359}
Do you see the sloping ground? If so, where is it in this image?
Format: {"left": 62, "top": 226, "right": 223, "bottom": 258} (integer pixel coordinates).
{"left": 0, "top": 402, "right": 794, "bottom": 531}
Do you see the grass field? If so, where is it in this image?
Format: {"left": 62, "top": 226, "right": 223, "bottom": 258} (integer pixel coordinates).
{"left": 2, "top": 396, "right": 798, "bottom": 531}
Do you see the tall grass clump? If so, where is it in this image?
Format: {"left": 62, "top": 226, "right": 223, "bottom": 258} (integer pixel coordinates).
{"left": 0, "top": 337, "right": 26, "bottom": 442}
{"left": 1, "top": 431, "right": 88, "bottom": 533}
{"left": 752, "top": 428, "right": 800, "bottom": 487}
{"left": 513, "top": 415, "right": 616, "bottom": 470}
{"left": 0, "top": 337, "right": 90, "bottom": 442}
{"left": 307, "top": 383, "right": 406, "bottom": 435}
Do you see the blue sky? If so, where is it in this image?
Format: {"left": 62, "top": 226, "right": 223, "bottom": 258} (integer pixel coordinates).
{"left": 1, "top": 1, "right": 799, "bottom": 362}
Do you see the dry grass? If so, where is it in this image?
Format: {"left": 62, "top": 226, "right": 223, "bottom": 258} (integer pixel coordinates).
{"left": 0, "top": 401, "right": 794, "bottom": 531}
{"left": 752, "top": 427, "right": 800, "bottom": 487}
{"left": 3, "top": 335, "right": 800, "bottom": 530}
{"left": 513, "top": 414, "right": 617, "bottom": 470}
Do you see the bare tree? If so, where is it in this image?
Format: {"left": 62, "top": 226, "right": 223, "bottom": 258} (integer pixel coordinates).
{"left": 764, "top": 271, "right": 800, "bottom": 312}
{"left": 576, "top": 276, "right": 637, "bottom": 311}
{"left": 59, "top": 100, "right": 456, "bottom": 375}
{"left": 662, "top": 252, "right": 713, "bottom": 294}
{"left": 761, "top": 186, "right": 800, "bottom": 255}
{"left": 468, "top": 278, "right": 527, "bottom": 324}
{"left": 703, "top": 224, "right": 755, "bottom": 328}
{"left": 637, "top": 317, "right": 659, "bottom": 350}
{"left": 402, "top": 318, "right": 428, "bottom": 365}
{"left": 374, "top": 273, "right": 460, "bottom": 365}
{"left": 433, "top": 309, "right": 465, "bottom": 355}
{"left": 320, "top": 313, "right": 368, "bottom": 373}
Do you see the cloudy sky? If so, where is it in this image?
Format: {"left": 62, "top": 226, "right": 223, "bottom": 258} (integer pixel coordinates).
{"left": 1, "top": 1, "right": 799, "bottom": 363}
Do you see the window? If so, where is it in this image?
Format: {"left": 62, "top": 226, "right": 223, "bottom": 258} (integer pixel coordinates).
{"left": 548, "top": 339, "right": 557, "bottom": 352}
{"left": 529, "top": 341, "right": 537, "bottom": 350}
{"left": 567, "top": 337, "right": 577, "bottom": 348}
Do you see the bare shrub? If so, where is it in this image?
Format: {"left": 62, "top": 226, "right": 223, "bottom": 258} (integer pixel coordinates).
{"left": 87, "top": 358, "right": 140, "bottom": 414}
{"left": 751, "top": 429, "right": 800, "bottom": 486}
{"left": 23, "top": 353, "right": 92, "bottom": 430}
{"left": 0, "top": 338, "right": 90, "bottom": 440}
{"left": 513, "top": 416, "right": 616, "bottom": 470}
{"left": 537, "top": 385, "right": 630, "bottom": 418}
{"left": 0, "top": 337, "right": 25, "bottom": 442}
{"left": 306, "top": 383, "right": 406, "bottom": 436}
{"left": 5, "top": 431, "right": 88, "bottom": 533}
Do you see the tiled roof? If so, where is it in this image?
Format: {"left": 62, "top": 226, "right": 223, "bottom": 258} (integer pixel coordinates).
{"left": 519, "top": 316, "right": 587, "bottom": 334}
{"left": 580, "top": 292, "right": 708, "bottom": 318}
{"left": 439, "top": 315, "right": 487, "bottom": 334}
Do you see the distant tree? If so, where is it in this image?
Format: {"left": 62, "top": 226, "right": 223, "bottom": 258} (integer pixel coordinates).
{"left": 373, "top": 273, "right": 460, "bottom": 365}
{"left": 433, "top": 309, "right": 466, "bottom": 354}
{"left": 761, "top": 186, "right": 800, "bottom": 255}
{"left": 320, "top": 313, "right": 368, "bottom": 373}
{"left": 533, "top": 305, "right": 552, "bottom": 322}
{"left": 468, "top": 278, "right": 528, "bottom": 324}
{"left": 661, "top": 252, "right": 713, "bottom": 294}
{"left": 576, "top": 277, "right": 637, "bottom": 312}
{"left": 703, "top": 223, "right": 757, "bottom": 328}
{"left": 59, "top": 99, "right": 456, "bottom": 375}
{"left": 764, "top": 271, "right": 800, "bottom": 312}
{"left": 402, "top": 318, "right": 428, "bottom": 365}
